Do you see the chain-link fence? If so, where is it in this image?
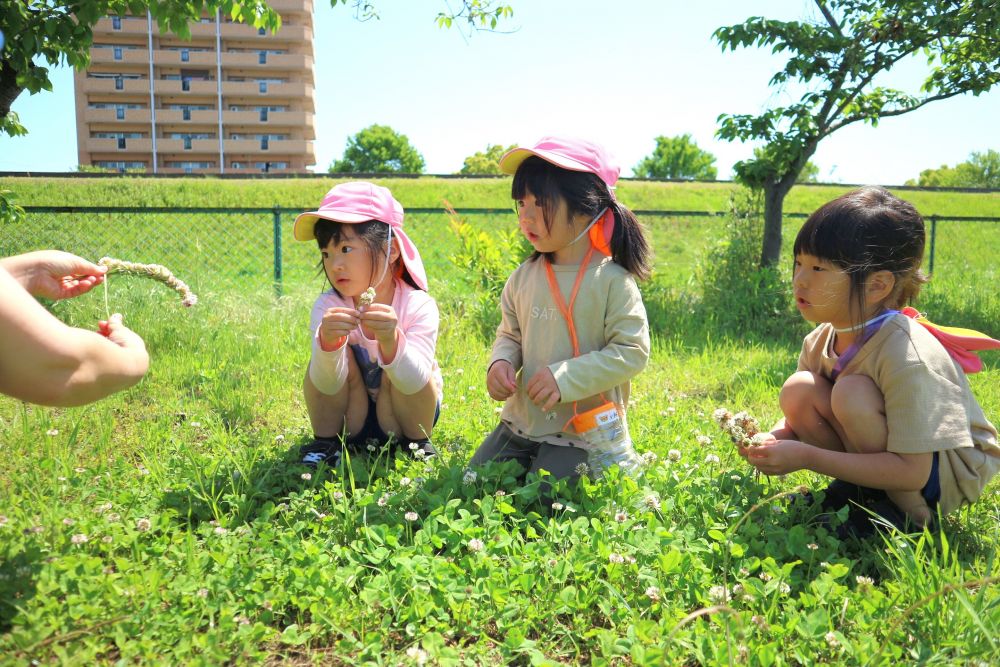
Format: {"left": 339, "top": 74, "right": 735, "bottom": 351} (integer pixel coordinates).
{"left": 3, "top": 207, "right": 997, "bottom": 297}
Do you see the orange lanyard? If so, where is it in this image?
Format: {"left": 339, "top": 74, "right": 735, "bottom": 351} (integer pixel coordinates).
{"left": 543, "top": 244, "right": 596, "bottom": 357}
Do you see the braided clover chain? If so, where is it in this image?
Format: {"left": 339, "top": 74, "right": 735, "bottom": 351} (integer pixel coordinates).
{"left": 99, "top": 257, "right": 198, "bottom": 308}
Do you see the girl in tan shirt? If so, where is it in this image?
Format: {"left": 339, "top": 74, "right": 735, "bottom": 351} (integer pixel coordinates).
{"left": 744, "top": 187, "right": 999, "bottom": 536}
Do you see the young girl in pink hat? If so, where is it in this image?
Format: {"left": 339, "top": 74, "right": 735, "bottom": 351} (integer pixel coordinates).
{"left": 469, "top": 136, "right": 653, "bottom": 489}
{"left": 293, "top": 182, "right": 442, "bottom": 467}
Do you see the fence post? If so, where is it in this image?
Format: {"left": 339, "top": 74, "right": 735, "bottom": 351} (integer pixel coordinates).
{"left": 928, "top": 215, "right": 937, "bottom": 276}
{"left": 273, "top": 206, "right": 283, "bottom": 297}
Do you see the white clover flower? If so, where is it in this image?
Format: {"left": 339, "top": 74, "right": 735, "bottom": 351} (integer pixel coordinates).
{"left": 408, "top": 442, "right": 419, "bottom": 451}
{"left": 708, "top": 585, "right": 729, "bottom": 604}
{"left": 101, "top": 535, "right": 113, "bottom": 544}
{"left": 667, "top": 449, "right": 682, "bottom": 462}
{"left": 455, "top": 368, "right": 464, "bottom": 375}
{"left": 807, "top": 543, "right": 819, "bottom": 551}
{"left": 234, "top": 615, "right": 251, "bottom": 626}
{"left": 137, "top": 466, "right": 150, "bottom": 476}
{"left": 333, "top": 491, "right": 344, "bottom": 501}
{"left": 730, "top": 474, "right": 742, "bottom": 481}
{"left": 641, "top": 451, "right": 658, "bottom": 465}
{"left": 494, "top": 490, "right": 506, "bottom": 497}
{"left": 778, "top": 582, "right": 791, "bottom": 595}
{"left": 135, "top": 518, "right": 152, "bottom": 532}
{"left": 106, "top": 513, "right": 120, "bottom": 522}
{"left": 750, "top": 433, "right": 770, "bottom": 447}
{"left": 855, "top": 575, "right": 874, "bottom": 588}
{"left": 574, "top": 462, "right": 590, "bottom": 476}
{"left": 825, "top": 631, "right": 840, "bottom": 649}
{"left": 62, "top": 518, "right": 75, "bottom": 526}
{"left": 0, "top": 515, "right": 7, "bottom": 527}
{"left": 197, "top": 588, "right": 209, "bottom": 598}
{"left": 95, "top": 503, "right": 113, "bottom": 514}
{"left": 645, "top": 585, "right": 661, "bottom": 602}
{"left": 712, "top": 408, "right": 732, "bottom": 425}
{"left": 214, "top": 526, "right": 228, "bottom": 536}
{"left": 494, "top": 407, "right": 504, "bottom": 414}
{"left": 759, "top": 572, "right": 773, "bottom": 582}
{"left": 462, "top": 469, "right": 478, "bottom": 485}
{"left": 301, "top": 473, "right": 312, "bottom": 481}
{"left": 274, "top": 434, "right": 285, "bottom": 443}
{"left": 46, "top": 429, "right": 59, "bottom": 437}
{"left": 659, "top": 410, "right": 669, "bottom": 417}
{"left": 405, "top": 645, "right": 429, "bottom": 665}
{"left": 751, "top": 615, "right": 769, "bottom": 631}
{"left": 74, "top": 467, "right": 85, "bottom": 473}
{"left": 404, "top": 511, "right": 419, "bottom": 522}
{"left": 467, "top": 538, "right": 484, "bottom": 552}
{"left": 71, "top": 533, "right": 88, "bottom": 545}
{"left": 377, "top": 494, "right": 389, "bottom": 507}
{"left": 547, "top": 558, "right": 558, "bottom": 568}
{"left": 565, "top": 505, "right": 577, "bottom": 513}
{"left": 705, "top": 454, "right": 720, "bottom": 464}
{"left": 399, "top": 477, "right": 412, "bottom": 487}
{"left": 58, "top": 476, "right": 67, "bottom": 482}
{"left": 614, "top": 511, "right": 628, "bottom": 523}
{"left": 551, "top": 502, "right": 564, "bottom": 511}
{"left": 608, "top": 552, "right": 625, "bottom": 564}
{"left": 644, "top": 494, "right": 661, "bottom": 511}
{"left": 367, "top": 444, "right": 377, "bottom": 452}
{"left": 696, "top": 435, "right": 712, "bottom": 446}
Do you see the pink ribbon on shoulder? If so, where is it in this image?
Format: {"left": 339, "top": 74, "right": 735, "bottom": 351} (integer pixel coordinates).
{"left": 901, "top": 306, "right": 1000, "bottom": 374}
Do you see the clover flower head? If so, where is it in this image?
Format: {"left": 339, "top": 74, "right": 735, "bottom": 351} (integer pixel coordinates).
{"left": 645, "top": 586, "right": 661, "bottom": 602}
{"left": 574, "top": 462, "right": 591, "bottom": 476}
{"left": 46, "top": 429, "right": 59, "bottom": 437}
{"left": 405, "top": 646, "right": 429, "bottom": 665}
{"left": 399, "top": 477, "right": 412, "bottom": 487}
{"left": 667, "top": 449, "right": 682, "bottom": 462}
{"left": 708, "top": 584, "right": 729, "bottom": 604}
{"left": 462, "top": 469, "right": 478, "bottom": 485}
{"left": 333, "top": 491, "right": 344, "bottom": 500}
{"left": 377, "top": 494, "right": 389, "bottom": 507}
{"left": 705, "top": 454, "right": 720, "bottom": 464}
{"left": 644, "top": 494, "right": 661, "bottom": 511}
{"left": 357, "top": 286, "right": 376, "bottom": 307}
{"left": 71, "top": 533, "right": 88, "bottom": 545}
{"left": 467, "top": 538, "right": 484, "bottom": 552}
{"left": 214, "top": 526, "right": 228, "bottom": 536}
{"left": 641, "top": 451, "right": 658, "bottom": 465}
{"left": 825, "top": 631, "right": 840, "bottom": 649}
{"left": 404, "top": 511, "right": 419, "bottom": 522}
{"left": 135, "top": 518, "right": 152, "bottom": 532}
{"left": 614, "top": 511, "right": 628, "bottom": 523}
{"left": 696, "top": 435, "right": 712, "bottom": 446}
{"left": 197, "top": 588, "right": 209, "bottom": 598}
{"left": 608, "top": 552, "right": 625, "bottom": 564}
{"left": 301, "top": 473, "right": 312, "bottom": 481}
{"left": 855, "top": 575, "right": 874, "bottom": 588}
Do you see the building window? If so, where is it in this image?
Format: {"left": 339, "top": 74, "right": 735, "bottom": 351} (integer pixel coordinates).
{"left": 259, "top": 109, "right": 268, "bottom": 122}
{"left": 116, "top": 107, "right": 125, "bottom": 120}
{"left": 258, "top": 51, "right": 267, "bottom": 65}
{"left": 114, "top": 76, "right": 123, "bottom": 90}
{"left": 182, "top": 79, "right": 190, "bottom": 92}
{"left": 259, "top": 81, "right": 267, "bottom": 94}
{"left": 112, "top": 16, "right": 121, "bottom": 30}
{"left": 181, "top": 49, "right": 189, "bottom": 63}
{"left": 183, "top": 137, "right": 192, "bottom": 150}
{"left": 113, "top": 46, "right": 122, "bottom": 60}
{"left": 117, "top": 137, "right": 126, "bottom": 149}
{"left": 261, "top": 137, "right": 269, "bottom": 150}
{"left": 182, "top": 108, "right": 191, "bottom": 121}
{"left": 258, "top": 27, "right": 266, "bottom": 36}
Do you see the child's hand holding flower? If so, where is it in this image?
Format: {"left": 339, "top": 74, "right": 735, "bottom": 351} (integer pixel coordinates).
{"left": 487, "top": 360, "right": 517, "bottom": 402}
{"left": 359, "top": 303, "right": 399, "bottom": 359}
{"left": 318, "top": 306, "right": 360, "bottom": 351}
{"left": 746, "top": 439, "right": 811, "bottom": 476}
{"left": 526, "top": 368, "right": 561, "bottom": 412}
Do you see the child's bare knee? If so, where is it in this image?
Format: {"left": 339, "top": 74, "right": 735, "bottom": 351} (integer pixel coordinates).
{"left": 779, "top": 371, "right": 826, "bottom": 418}
{"left": 830, "top": 374, "right": 883, "bottom": 421}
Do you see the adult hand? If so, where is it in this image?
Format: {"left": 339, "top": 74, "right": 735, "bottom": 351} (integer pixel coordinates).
{"left": 526, "top": 367, "right": 561, "bottom": 412}
{"left": 4, "top": 250, "right": 107, "bottom": 300}
{"left": 486, "top": 360, "right": 517, "bottom": 401}
{"left": 746, "top": 439, "right": 811, "bottom": 476}
{"left": 97, "top": 313, "right": 150, "bottom": 370}
{"left": 318, "top": 306, "right": 360, "bottom": 350}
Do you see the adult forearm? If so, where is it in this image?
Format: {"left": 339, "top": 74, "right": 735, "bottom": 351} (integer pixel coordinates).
{"left": 31, "top": 329, "right": 149, "bottom": 406}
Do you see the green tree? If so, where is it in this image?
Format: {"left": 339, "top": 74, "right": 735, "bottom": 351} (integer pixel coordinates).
{"left": 752, "top": 147, "right": 820, "bottom": 183}
{"left": 330, "top": 124, "right": 426, "bottom": 174}
{"left": 459, "top": 144, "right": 515, "bottom": 175}
{"left": 633, "top": 134, "right": 717, "bottom": 180}
{"left": 715, "top": 1, "right": 1000, "bottom": 266}
{"left": 0, "top": 1, "right": 513, "bottom": 138}
{"left": 906, "top": 149, "right": 1000, "bottom": 188}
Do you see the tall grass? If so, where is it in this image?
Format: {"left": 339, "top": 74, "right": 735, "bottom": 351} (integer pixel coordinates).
{"left": 0, "top": 179, "right": 997, "bottom": 664}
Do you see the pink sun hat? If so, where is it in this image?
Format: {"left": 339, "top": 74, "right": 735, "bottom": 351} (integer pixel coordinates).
{"left": 498, "top": 136, "right": 621, "bottom": 189}
{"left": 293, "top": 182, "right": 428, "bottom": 291}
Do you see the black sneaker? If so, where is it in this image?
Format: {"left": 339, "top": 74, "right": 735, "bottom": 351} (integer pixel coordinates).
{"left": 299, "top": 439, "right": 342, "bottom": 469}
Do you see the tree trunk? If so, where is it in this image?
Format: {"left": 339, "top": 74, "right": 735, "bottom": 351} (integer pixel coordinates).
{"left": 760, "top": 181, "right": 793, "bottom": 267}
{"left": 0, "top": 61, "right": 25, "bottom": 121}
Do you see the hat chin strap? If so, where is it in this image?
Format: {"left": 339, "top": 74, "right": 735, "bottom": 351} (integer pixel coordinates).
{"left": 567, "top": 207, "right": 608, "bottom": 248}
{"left": 370, "top": 226, "right": 393, "bottom": 290}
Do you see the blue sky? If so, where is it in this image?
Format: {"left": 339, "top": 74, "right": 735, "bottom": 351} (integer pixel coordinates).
{"left": 2, "top": 0, "right": 998, "bottom": 184}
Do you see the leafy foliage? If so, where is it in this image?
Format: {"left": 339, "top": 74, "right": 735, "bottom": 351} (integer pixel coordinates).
{"left": 329, "top": 124, "right": 426, "bottom": 174}
{"left": 715, "top": 0, "right": 1000, "bottom": 264}
{"left": 458, "top": 144, "right": 515, "bottom": 175}
{"left": 906, "top": 149, "right": 1000, "bottom": 189}
{"left": 634, "top": 134, "right": 718, "bottom": 180}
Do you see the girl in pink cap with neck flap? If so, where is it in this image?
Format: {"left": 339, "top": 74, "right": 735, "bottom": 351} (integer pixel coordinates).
{"left": 293, "top": 182, "right": 442, "bottom": 467}
{"left": 469, "top": 136, "right": 653, "bottom": 491}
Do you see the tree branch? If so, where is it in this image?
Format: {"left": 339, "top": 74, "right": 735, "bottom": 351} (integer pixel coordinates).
{"left": 813, "top": 0, "right": 843, "bottom": 37}
{"left": 826, "top": 88, "right": 967, "bottom": 135}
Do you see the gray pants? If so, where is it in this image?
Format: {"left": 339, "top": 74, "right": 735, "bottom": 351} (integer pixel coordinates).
{"left": 469, "top": 422, "right": 588, "bottom": 482}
